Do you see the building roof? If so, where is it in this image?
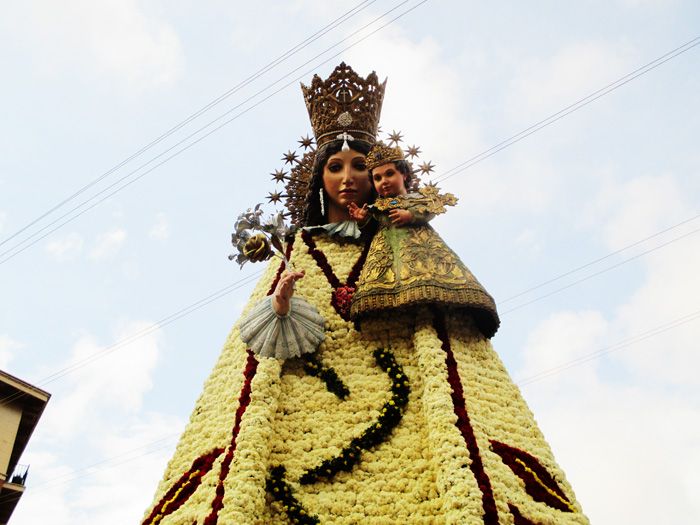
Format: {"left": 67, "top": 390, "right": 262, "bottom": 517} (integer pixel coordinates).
{"left": 0, "top": 370, "right": 51, "bottom": 478}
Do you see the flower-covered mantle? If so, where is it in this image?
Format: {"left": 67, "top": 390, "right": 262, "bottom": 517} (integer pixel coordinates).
{"left": 143, "top": 232, "right": 588, "bottom": 524}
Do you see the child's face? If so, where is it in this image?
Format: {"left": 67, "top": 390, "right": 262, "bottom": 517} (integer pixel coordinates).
{"left": 372, "top": 163, "right": 408, "bottom": 198}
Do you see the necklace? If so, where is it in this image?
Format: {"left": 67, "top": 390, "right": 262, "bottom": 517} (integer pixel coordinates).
{"left": 301, "top": 229, "right": 370, "bottom": 320}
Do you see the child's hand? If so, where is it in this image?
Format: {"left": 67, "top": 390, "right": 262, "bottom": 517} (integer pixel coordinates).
{"left": 389, "top": 209, "right": 413, "bottom": 226}
{"left": 348, "top": 202, "right": 369, "bottom": 221}
{"left": 272, "top": 269, "right": 305, "bottom": 316}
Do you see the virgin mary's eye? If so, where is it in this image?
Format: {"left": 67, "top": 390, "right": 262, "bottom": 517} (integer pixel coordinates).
{"left": 327, "top": 163, "right": 342, "bottom": 172}
{"left": 354, "top": 161, "right": 367, "bottom": 171}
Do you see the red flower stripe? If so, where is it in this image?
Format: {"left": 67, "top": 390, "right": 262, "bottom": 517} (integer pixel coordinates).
{"left": 348, "top": 237, "right": 372, "bottom": 286}
{"left": 267, "top": 235, "right": 296, "bottom": 295}
{"left": 490, "top": 440, "right": 573, "bottom": 512}
{"left": 203, "top": 350, "right": 259, "bottom": 525}
{"left": 144, "top": 250, "right": 288, "bottom": 524}
{"left": 141, "top": 448, "right": 224, "bottom": 525}
{"left": 301, "top": 229, "right": 371, "bottom": 320}
{"left": 508, "top": 503, "right": 541, "bottom": 525}
{"left": 301, "top": 229, "right": 340, "bottom": 288}
{"left": 433, "top": 311, "right": 499, "bottom": 524}
{"left": 203, "top": 249, "right": 289, "bottom": 523}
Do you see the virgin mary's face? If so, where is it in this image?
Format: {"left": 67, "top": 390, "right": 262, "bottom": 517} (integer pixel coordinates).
{"left": 322, "top": 149, "right": 372, "bottom": 222}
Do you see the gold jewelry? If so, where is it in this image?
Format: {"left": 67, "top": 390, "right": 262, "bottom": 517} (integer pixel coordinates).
{"left": 366, "top": 141, "right": 405, "bottom": 172}
{"left": 301, "top": 62, "right": 386, "bottom": 149}
{"left": 319, "top": 187, "right": 325, "bottom": 217}
{"left": 260, "top": 64, "right": 437, "bottom": 227}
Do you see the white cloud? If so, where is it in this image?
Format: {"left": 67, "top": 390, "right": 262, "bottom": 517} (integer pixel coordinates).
{"left": 0, "top": 210, "right": 6, "bottom": 234}
{"left": 339, "top": 23, "right": 549, "bottom": 223}
{"left": 580, "top": 172, "right": 700, "bottom": 386}
{"left": 518, "top": 302, "right": 700, "bottom": 524}
{"left": 335, "top": 17, "right": 570, "bottom": 222}
{"left": 15, "top": 415, "right": 182, "bottom": 525}
{"left": 7, "top": 0, "right": 184, "bottom": 92}
{"left": 518, "top": 173, "right": 700, "bottom": 523}
{"left": 148, "top": 212, "right": 169, "bottom": 241}
{"left": 69, "top": 418, "right": 181, "bottom": 525}
{"left": 45, "top": 232, "right": 84, "bottom": 262}
{"left": 507, "top": 40, "right": 633, "bottom": 122}
{"left": 10, "top": 451, "right": 74, "bottom": 525}
{"left": 613, "top": 235, "right": 700, "bottom": 387}
{"left": 0, "top": 335, "right": 23, "bottom": 369}
{"left": 9, "top": 320, "right": 183, "bottom": 525}
{"left": 42, "top": 320, "right": 161, "bottom": 440}
{"left": 345, "top": 28, "right": 480, "bottom": 171}
{"left": 453, "top": 149, "right": 560, "bottom": 222}
{"left": 518, "top": 310, "right": 609, "bottom": 386}
{"left": 586, "top": 174, "right": 688, "bottom": 250}
{"left": 89, "top": 228, "right": 127, "bottom": 261}
{"left": 515, "top": 228, "right": 544, "bottom": 257}
{"left": 523, "top": 375, "right": 700, "bottom": 524}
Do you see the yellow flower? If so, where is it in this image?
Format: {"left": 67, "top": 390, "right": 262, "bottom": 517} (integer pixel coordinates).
{"left": 243, "top": 233, "right": 272, "bottom": 262}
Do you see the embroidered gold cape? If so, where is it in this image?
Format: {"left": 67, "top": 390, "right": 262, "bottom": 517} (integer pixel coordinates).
{"left": 350, "top": 191, "right": 500, "bottom": 338}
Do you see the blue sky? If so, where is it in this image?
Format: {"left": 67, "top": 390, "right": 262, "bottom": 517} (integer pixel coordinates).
{"left": 1, "top": 1, "right": 699, "bottom": 523}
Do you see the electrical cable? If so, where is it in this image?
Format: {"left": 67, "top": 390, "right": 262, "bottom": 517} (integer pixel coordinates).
{"left": 499, "top": 212, "right": 700, "bottom": 304}
{"left": 3, "top": 198, "right": 697, "bottom": 406}
{"left": 0, "top": 268, "right": 265, "bottom": 409}
{"left": 0, "top": 0, "right": 423, "bottom": 267}
{"left": 3, "top": 211, "right": 696, "bottom": 409}
{"left": 0, "top": 0, "right": 378, "bottom": 250}
{"left": 2, "top": 27, "right": 694, "bottom": 268}
{"left": 432, "top": 35, "right": 700, "bottom": 185}
{"left": 0, "top": 436, "right": 178, "bottom": 503}
{"left": 500, "top": 224, "right": 700, "bottom": 315}
{"left": 517, "top": 308, "right": 700, "bottom": 386}
{"left": 6, "top": 306, "right": 699, "bottom": 503}
{"left": 2, "top": 27, "right": 699, "bottom": 498}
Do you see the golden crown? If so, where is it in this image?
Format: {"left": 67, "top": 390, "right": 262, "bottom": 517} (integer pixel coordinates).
{"left": 301, "top": 62, "right": 386, "bottom": 148}
{"left": 366, "top": 141, "right": 405, "bottom": 171}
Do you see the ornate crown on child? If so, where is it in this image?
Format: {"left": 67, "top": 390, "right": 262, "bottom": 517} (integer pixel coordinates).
{"left": 301, "top": 62, "right": 386, "bottom": 148}
{"left": 366, "top": 141, "right": 405, "bottom": 172}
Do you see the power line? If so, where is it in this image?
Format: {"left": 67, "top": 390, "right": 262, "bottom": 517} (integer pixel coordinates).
{"left": 0, "top": 269, "right": 265, "bottom": 409}
{"left": 499, "top": 212, "right": 700, "bottom": 304}
{"left": 2, "top": 220, "right": 693, "bottom": 491}
{"left": 2, "top": 28, "right": 694, "bottom": 268}
{"left": 0, "top": 0, "right": 422, "bottom": 267}
{"left": 517, "top": 309, "right": 700, "bottom": 387}
{"left": 5, "top": 24, "right": 700, "bottom": 488}
{"left": 433, "top": 35, "right": 700, "bottom": 185}
{"left": 2, "top": 31, "right": 700, "bottom": 500}
{"left": 8, "top": 306, "right": 700, "bottom": 503}
{"left": 0, "top": 0, "right": 377, "bottom": 250}
{"left": 42, "top": 270, "right": 264, "bottom": 385}
{"left": 4, "top": 194, "right": 697, "bottom": 406}
{"left": 5, "top": 18, "right": 679, "bottom": 266}
{"left": 4, "top": 207, "right": 696, "bottom": 409}
{"left": 500, "top": 224, "right": 700, "bottom": 315}
{"left": 0, "top": 436, "right": 179, "bottom": 504}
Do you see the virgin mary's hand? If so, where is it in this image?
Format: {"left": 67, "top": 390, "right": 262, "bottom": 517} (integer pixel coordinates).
{"left": 272, "top": 270, "right": 305, "bottom": 316}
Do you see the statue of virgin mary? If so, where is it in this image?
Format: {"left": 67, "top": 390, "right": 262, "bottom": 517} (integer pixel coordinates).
{"left": 142, "top": 62, "right": 589, "bottom": 525}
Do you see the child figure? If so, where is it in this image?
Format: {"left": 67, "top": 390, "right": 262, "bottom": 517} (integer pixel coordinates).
{"left": 348, "top": 142, "right": 500, "bottom": 338}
